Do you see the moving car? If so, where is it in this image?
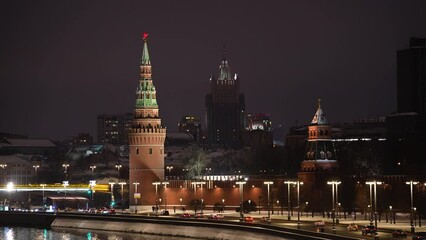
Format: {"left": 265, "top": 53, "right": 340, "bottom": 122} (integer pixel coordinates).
{"left": 347, "top": 224, "right": 359, "bottom": 231}
{"left": 260, "top": 217, "right": 271, "bottom": 223}
{"left": 243, "top": 216, "right": 254, "bottom": 223}
{"left": 413, "top": 232, "right": 426, "bottom": 240}
{"left": 361, "top": 225, "right": 377, "bottom": 236}
{"left": 180, "top": 213, "right": 191, "bottom": 218}
{"left": 392, "top": 229, "right": 407, "bottom": 238}
{"left": 314, "top": 220, "right": 325, "bottom": 227}
{"left": 86, "top": 208, "right": 96, "bottom": 213}
{"left": 194, "top": 213, "right": 204, "bottom": 218}
{"left": 209, "top": 214, "right": 224, "bottom": 220}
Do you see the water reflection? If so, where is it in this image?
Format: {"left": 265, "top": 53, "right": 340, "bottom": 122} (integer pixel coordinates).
{"left": 0, "top": 227, "right": 193, "bottom": 240}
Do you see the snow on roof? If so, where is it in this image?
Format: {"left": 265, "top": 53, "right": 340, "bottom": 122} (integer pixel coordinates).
{"left": 96, "top": 177, "right": 121, "bottom": 184}
{"left": 48, "top": 196, "right": 88, "bottom": 200}
{"left": 166, "top": 133, "right": 194, "bottom": 141}
{"left": 0, "top": 154, "right": 31, "bottom": 164}
{"left": 2, "top": 138, "right": 56, "bottom": 147}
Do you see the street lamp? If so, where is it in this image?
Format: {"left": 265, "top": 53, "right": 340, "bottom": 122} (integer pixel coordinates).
{"left": 166, "top": 166, "right": 173, "bottom": 174}
{"left": 133, "top": 182, "right": 140, "bottom": 213}
{"left": 295, "top": 181, "right": 303, "bottom": 228}
{"left": 327, "top": 181, "right": 341, "bottom": 233}
{"left": 277, "top": 200, "right": 280, "bottom": 214}
{"left": 109, "top": 181, "right": 115, "bottom": 207}
{"left": 236, "top": 181, "right": 246, "bottom": 221}
{"left": 284, "top": 181, "right": 297, "bottom": 221}
{"left": 153, "top": 182, "right": 161, "bottom": 212}
{"left": 0, "top": 164, "right": 7, "bottom": 169}
{"left": 62, "top": 164, "right": 69, "bottom": 180}
{"left": 222, "top": 198, "right": 225, "bottom": 212}
{"left": 180, "top": 198, "right": 183, "bottom": 210}
{"left": 33, "top": 165, "right": 40, "bottom": 183}
{"left": 264, "top": 181, "right": 273, "bottom": 219}
{"left": 63, "top": 180, "right": 69, "bottom": 209}
{"left": 90, "top": 165, "right": 96, "bottom": 178}
{"left": 201, "top": 198, "right": 204, "bottom": 213}
{"left": 40, "top": 184, "right": 47, "bottom": 209}
{"left": 119, "top": 181, "right": 126, "bottom": 212}
{"left": 162, "top": 181, "right": 169, "bottom": 210}
{"left": 89, "top": 180, "right": 96, "bottom": 208}
{"left": 406, "top": 180, "right": 419, "bottom": 233}
{"left": 6, "top": 182, "right": 14, "bottom": 205}
{"left": 306, "top": 202, "right": 309, "bottom": 217}
{"left": 115, "top": 164, "right": 122, "bottom": 177}
{"left": 366, "top": 181, "right": 382, "bottom": 229}
{"left": 389, "top": 205, "right": 393, "bottom": 224}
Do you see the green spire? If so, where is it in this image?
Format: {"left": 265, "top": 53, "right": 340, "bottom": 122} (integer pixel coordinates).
{"left": 141, "top": 33, "right": 151, "bottom": 65}
{"left": 135, "top": 33, "right": 158, "bottom": 109}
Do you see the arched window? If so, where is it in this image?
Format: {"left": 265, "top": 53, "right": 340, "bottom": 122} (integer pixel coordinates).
{"left": 320, "top": 130, "right": 323, "bottom": 136}
{"left": 136, "top": 148, "right": 139, "bottom": 155}
{"left": 149, "top": 148, "right": 153, "bottom": 154}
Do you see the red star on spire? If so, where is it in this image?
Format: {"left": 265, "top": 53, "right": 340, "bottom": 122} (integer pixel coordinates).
{"left": 143, "top": 32, "right": 149, "bottom": 40}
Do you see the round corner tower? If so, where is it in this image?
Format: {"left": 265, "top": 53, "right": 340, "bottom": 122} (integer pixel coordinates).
{"left": 129, "top": 34, "right": 166, "bottom": 207}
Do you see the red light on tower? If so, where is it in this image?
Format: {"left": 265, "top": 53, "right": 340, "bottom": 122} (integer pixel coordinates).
{"left": 143, "top": 32, "right": 149, "bottom": 40}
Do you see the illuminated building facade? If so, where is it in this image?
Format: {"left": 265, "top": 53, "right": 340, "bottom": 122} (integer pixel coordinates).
{"left": 205, "top": 47, "right": 245, "bottom": 147}
{"left": 128, "top": 34, "right": 166, "bottom": 208}
{"left": 177, "top": 116, "right": 201, "bottom": 142}
{"left": 242, "top": 113, "right": 273, "bottom": 148}
{"left": 97, "top": 113, "right": 132, "bottom": 144}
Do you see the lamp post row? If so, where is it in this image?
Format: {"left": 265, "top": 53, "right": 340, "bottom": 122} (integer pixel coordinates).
{"left": 3, "top": 167, "right": 426, "bottom": 232}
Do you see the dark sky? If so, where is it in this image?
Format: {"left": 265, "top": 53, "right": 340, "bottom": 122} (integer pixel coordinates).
{"left": 1, "top": 1, "right": 426, "bottom": 141}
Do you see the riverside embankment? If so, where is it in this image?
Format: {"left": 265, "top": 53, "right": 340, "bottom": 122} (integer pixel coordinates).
{"left": 52, "top": 213, "right": 358, "bottom": 240}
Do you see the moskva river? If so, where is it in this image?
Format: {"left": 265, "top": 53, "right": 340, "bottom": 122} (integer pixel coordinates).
{"left": 0, "top": 227, "right": 195, "bottom": 240}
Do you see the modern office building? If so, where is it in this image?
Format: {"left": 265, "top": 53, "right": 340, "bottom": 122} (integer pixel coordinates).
{"left": 97, "top": 113, "right": 132, "bottom": 144}
{"left": 397, "top": 37, "right": 426, "bottom": 114}
{"left": 205, "top": 46, "right": 245, "bottom": 147}
{"left": 177, "top": 116, "right": 201, "bottom": 142}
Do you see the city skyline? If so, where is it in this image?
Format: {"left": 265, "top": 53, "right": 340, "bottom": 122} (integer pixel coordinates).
{"left": 1, "top": 1, "right": 426, "bottom": 141}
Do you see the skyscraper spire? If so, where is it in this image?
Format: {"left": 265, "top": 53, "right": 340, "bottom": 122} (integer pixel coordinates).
{"left": 218, "top": 44, "right": 232, "bottom": 81}
{"left": 222, "top": 43, "right": 227, "bottom": 61}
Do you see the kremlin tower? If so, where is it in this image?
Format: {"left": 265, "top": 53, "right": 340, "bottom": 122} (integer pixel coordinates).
{"left": 298, "top": 99, "right": 338, "bottom": 210}
{"left": 128, "top": 34, "right": 166, "bottom": 209}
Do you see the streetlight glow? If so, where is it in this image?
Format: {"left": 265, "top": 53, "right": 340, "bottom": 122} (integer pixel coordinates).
{"left": 63, "top": 180, "right": 69, "bottom": 209}
{"left": 284, "top": 181, "right": 297, "bottom": 221}
{"left": 236, "top": 181, "right": 246, "bottom": 221}
{"left": 366, "top": 181, "right": 382, "bottom": 229}
{"left": 327, "top": 181, "right": 341, "bottom": 233}
{"left": 263, "top": 181, "right": 273, "bottom": 219}
{"left": 133, "top": 182, "right": 140, "bottom": 213}
{"left": 406, "top": 180, "right": 419, "bottom": 233}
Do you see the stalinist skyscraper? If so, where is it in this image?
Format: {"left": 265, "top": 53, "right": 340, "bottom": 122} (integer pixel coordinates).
{"left": 128, "top": 34, "right": 166, "bottom": 209}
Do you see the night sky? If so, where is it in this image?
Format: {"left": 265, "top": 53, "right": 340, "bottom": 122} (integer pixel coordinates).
{"left": 1, "top": 1, "right": 426, "bottom": 141}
